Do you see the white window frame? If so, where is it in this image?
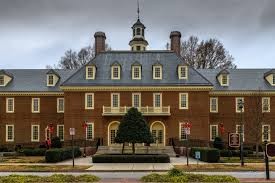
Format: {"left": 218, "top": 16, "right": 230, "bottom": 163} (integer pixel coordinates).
{"left": 47, "top": 74, "right": 55, "bottom": 86}
{"left": 235, "top": 97, "right": 244, "bottom": 113}
{"left": 210, "top": 97, "right": 218, "bottom": 113}
{"left": 132, "top": 66, "right": 141, "bottom": 80}
{"left": 111, "top": 66, "right": 120, "bottom": 80}
{"left": 6, "top": 124, "right": 14, "bottom": 142}
{"left": 262, "top": 124, "right": 271, "bottom": 142}
{"left": 132, "top": 93, "right": 141, "bottom": 108}
{"left": 111, "top": 93, "right": 120, "bottom": 108}
{"left": 6, "top": 98, "right": 14, "bottom": 113}
{"left": 236, "top": 124, "right": 245, "bottom": 142}
{"left": 86, "top": 122, "right": 94, "bottom": 140}
{"left": 179, "top": 93, "right": 188, "bottom": 109}
{"left": 262, "top": 97, "right": 270, "bottom": 113}
{"left": 153, "top": 93, "right": 162, "bottom": 108}
{"left": 32, "top": 98, "right": 40, "bottom": 113}
{"left": 210, "top": 125, "right": 218, "bottom": 141}
{"left": 153, "top": 65, "right": 162, "bottom": 80}
{"left": 0, "top": 75, "right": 4, "bottom": 86}
{"left": 178, "top": 66, "right": 188, "bottom": 79}
{"left": 221, "top": 74, "right": 229, "bottom": 86}
{"left": 85, "top": 93, "right": 94, "bottom": 109}
{"left": 57, "top": 98, "right": 65, "bottom": 113}
{"left": 179, "top": 122, "right": 187, "bottom": 140}
{"left": 57, "top": 125, "right": 64, "bottom": 141}
{"left": 86, "top": 66, "right": 96, "bottom": 79}
{"left": 31, "top": 125, "right": 40, "bottom": 142}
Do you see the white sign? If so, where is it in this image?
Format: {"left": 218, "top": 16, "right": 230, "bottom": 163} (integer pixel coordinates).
{"left": 195, "top": 151, "right": 201, "bottom": 159}
{"left": 184, "top": 128, "right": 190, "bottom": 135}
{"left": 69, "top": 128, "right": 75, "bottom": 136}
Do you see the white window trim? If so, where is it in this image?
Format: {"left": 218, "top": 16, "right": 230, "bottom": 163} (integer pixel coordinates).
{"left": 57, "top": 98, "right": 65, "bottom": 113}
{"left": 153, "top": 93, "right": 162, "bottom": 108}
{"left": 31, "top": 98, "right": 40, "bottom": 113}
{"left": 6, "top": 98, "right": 14, "bottom": 113}
{"left": 86, "top": 66, "right": 96, "bottom": 80}
{"left": 179, "top": 93, "right": 188, "bottom": 110}
{"left": 47, "top": 74, "right": 55, "bottom": 86}
{"left": 153, "top": 65, "right": 162, "bottom": 80}
{"left": 111, "top": 66, "right": 121, "bottom": 80}
{"left": 210, "top": 97, "right": 218, "bottom": 113}
{"left": 86, "top": 122, "right": 94, "bottom": 140}
{"left": 235, "top": 97, "right": 244, "bottom": 113}
{"left": 132, "top": 93, "right": 141, "bottom": 108}
{"left": 111, "top": 93, "right": 120, "bottom": 108}
{"left": 221, "top": 74, "right": 229, "bottom": 86}
{"left": 178, "top": 66, "right": 188, "bottom": 79}
{"left": 262, "top": 97, "right": 270, "bottom": 113}
{"left": 6, "top": 124, "right": 14, "bottom": 142}
{"left": 262, "top": 124, "right": 271, "bottom": 142}
{"left": 0, "top": 75, "right": 4, "bottom": 86}
{"left": 31, "top": 125, "right": 40, "bottom": 142}
{"left": 85, "top": 93, "right": 94, "bottom": 109}
{"left": 57, "top": 125, "right": 64, "bottom": 141}
{"left": 179, "top": 122, "right": 187, "bottom": 141}
{"left": 236, "top": 125, "right": 245, "bottom": 142}
{"left": 132, "top": 66, "right": 141, "bottom": 80}
{"left": 210, "top": 125, "right": 218, "bottom": 141}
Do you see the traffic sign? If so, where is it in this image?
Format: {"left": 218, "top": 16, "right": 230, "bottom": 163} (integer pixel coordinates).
{"left": 266, "top": 143, "right": 275, "bottom": 158}
{"left": 195, "top": 151, "right": 201, "bottom": 159}
{"left": 69, "top": 128, "right": 75, "bottom": 136}
{"left": 184, "top": 128, "right": 190, "bottom": 135}
{"left": 228, "top": 133, "right": 240, "bottom": 148}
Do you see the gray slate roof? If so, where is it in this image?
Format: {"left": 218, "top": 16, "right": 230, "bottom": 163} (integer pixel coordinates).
{"left": 62, "top": 51, "right": 212, "bottom": 86}
{"left": 0, "top": 69, "right": 75, "bottom": 92}
{"left": 197, "top": 69, "right": 275, "bottom": 91}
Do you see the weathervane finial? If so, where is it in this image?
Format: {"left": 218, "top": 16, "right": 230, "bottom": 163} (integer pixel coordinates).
{"left": 137, "top": 0, "right": 140, "bottom": 20}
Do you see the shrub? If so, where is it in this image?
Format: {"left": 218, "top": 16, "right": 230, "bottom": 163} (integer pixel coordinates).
{"left": 168, "top": 168, "right": 185, "bottom": 177}
{"left": 21, "top": 148, "right": 46, "bottom": 156}
{"left": 45, "top": 147, "right": 81, "bottom": 163}
{"left": 213, "top": 137, "right": 224, "bottom": 150}
{"left": 220, "top": 149, "right": 233, "bottom": 157}
{"left": 92, "top": 154, "right": 170, "bottom": 163}
{"left": 0, "top": 146, "right": 8, "bottom": 152}
{"left": 190, "top": 147, "right": 220, "bottom": 163}
{"left": 51, "top": 136, "right": 62, "bottom": 148}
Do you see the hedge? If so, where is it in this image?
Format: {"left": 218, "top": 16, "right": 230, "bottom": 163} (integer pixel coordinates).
{"left": 21, "top": 148, "right": 47, "bottom": 156}
{"left": 92, "top": 154, "right": 170, "bottom": 163}
{"left": 45, "top": 147, "right": 81, "bottom": 163}
{"left": 190, "top": 147, "right": 220, "bottom": 163}
{"left": 220, "top": 150, "right": 253, "bottom": 157}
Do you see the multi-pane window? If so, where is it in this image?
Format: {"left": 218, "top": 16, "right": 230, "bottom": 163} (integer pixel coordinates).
{"left": 153, "top": 66, "right": 162, "bottom": 79}
{"left": 85, "top": 93, "right": 94, "bottom": 109}
{"left": 262, "top": 125, "right": 270, "bottom": 142}
{"left": 132, "top": 93, "right": 141, "bottom": 108}
{"left": 210, "top": 97, "right": 218, "bottom": 113}
{"left": 262, "top": 97, "right": 270, "bottom": 113}
{"left": 86, "top": 123, "right": 94, "bottom": 140}
{"left": 57, "top": 125, "right": 64, "bottom": 141}
{"left": 179, "top": 123, "right": 187, "bottom": 140}
{"left": 132, "top": 66, "right": 141, "bottom": 80}
{"left": 111, "top": 66, "right": 120, "bottom": 80}
{"left": 236, "top": 97, "right": 244, "bottom": 113}
{"left": 57, "top": 98, "right": 64, "bottom": 113}
{"left": 210, "top": 125, "right": 218, "bottom": 141}
{"left": 111, "top": 93, "right": 120, "bottom": 108}
{"left": 32, "top": 98, "right": 40, "bottom": 113}
{"left": 179, "top": 93, "right": 188, "bottom": 109}
{"left": 236, "top": 125, "right": 245, "bottom": 141}
{"left": 6, "top": 98, "right": 14, "bottom": 113}
{"left": 47, "top": 75, "right": 54, "bottom": 86}
{"left": 178, "top": 66, "right": 187, "bottom": 79}
{"left": 86, "top": 66, "right": 95, "bottom": 79}
{"left": 6, "top": 125, "right": 14, "bottom": 142}
{"left": 153, "top": 93, "right": 162, "bottom": 108}
{"left": 221, "top": 74, "right": 228, "bottom": 86}
{"left": 31, "top": 125, "right": 40, "bottom": 142}
{"left": 0, "top": 75, "right": 4, "bottom": 86}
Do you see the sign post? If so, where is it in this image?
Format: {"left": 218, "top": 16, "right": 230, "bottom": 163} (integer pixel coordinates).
{"left": 70, "top": 128, "right": 75, "bottom": 167}
{"left": 265, "top": 142, "right": 275, "bottom": 180}
{"left": 82, "top": 122, "right": 88, "bottom": 158}
{"left": 182, "top": 122, "right": 191, "bottom": 166}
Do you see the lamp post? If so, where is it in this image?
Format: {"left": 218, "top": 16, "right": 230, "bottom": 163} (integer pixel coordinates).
{"left": 82, "top": 121, "right": 88, "bottom": 157}
{"left": 238, "top": 100, "right": 244, "bottom": 166}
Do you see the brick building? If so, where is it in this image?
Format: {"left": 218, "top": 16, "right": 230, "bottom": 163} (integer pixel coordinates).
{"left": 0, "top": 17, "right": 275, "bottom": 147}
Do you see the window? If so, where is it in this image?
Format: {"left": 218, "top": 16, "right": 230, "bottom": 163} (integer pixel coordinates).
{"left": 262, "top": 97, "right": 270, "bottom": 113}
{"left": 179, "top": 123, "right": 187, "bottom": 140}
{"left": 111, "top": 93, "right": 120, "bottom": 108}
{"left": 6, "top": 125, "right": 14, "bottom": 142}
{"left": 153, "top": 93, "right": 162, "bottom": 108}
{"left": 132, "top": 66, "right": 141, "bottom": 80}
{"left": 136, "top": 28, "right": 141, "bottom": 35}
{"left": 86, "top": 123, "right": 94, "bottom": 140}
{"left": 179, "top": 93, "right": 188, "bottom": 109}
{"left": 262, "top": 125, "right": 270, "bottom": 142}
{"left": 178, "top": 66, "right": 188, "bottom": 79}
{"left": 153, "top": 66, "right": 162, "bottom": 80}
{"left": 210, "top": 125, "right": 218, "bottom": 141}
{"left": 31, "top": 125, "right": 40, "bottom": 142}
{"left": 221, "top": 74, "right": 229, "bottom": 86}
{"left": 0, "top": 75, "right": 4, "bottom": 86}
{"left": 210, "top": 97, "right": 218, "bottom": 113}
{"left": 47, "top": 75, "right": 54, "bottom": 86}
{"left": 111, "top": 66, "right": 120, "bottom": 80}
{"left": 6, "top": 98, "right": 14, "bottom": 113}
{"left": 86, "top": 66, "right": 95, "bottom": 79}
{"left": 136, "top": 46, "right": 141, "bottom": 51}
{"left": 236, "top": 125, "right": 245, "bottom": 142}
{"left": 235, "top": 97, "right": 244, "bottom": 113}
{"left": 57, "top": 98, "right": 64, "bottom": 113}
{"left": 132, "top": 93, "right": 141, "bottom": 108}
{"left": 85, "top": 93, "right": 94, "bottom": 109}
{"left": 32, "top": 98, "right": 40, "bottom": 113}
{"left": 142, "top": 29, "right": 144, "bottom": 37}
{"left": 57, "top": 125, "right": 64, "bottom": 141}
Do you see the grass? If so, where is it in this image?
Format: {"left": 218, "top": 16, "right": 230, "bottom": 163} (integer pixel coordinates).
{"left": 219, "top": 157, "right": 275, "bottom": 163}
{"left": 0, "top": 156, "right": 45, "bottom": 163}
{"left": 0, "top": 165, "right": 91, "bottom": 172}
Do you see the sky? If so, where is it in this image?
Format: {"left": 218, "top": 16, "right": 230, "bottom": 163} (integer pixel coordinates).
{"left": 0, "top": 0, "right": 275, "bottom": 69}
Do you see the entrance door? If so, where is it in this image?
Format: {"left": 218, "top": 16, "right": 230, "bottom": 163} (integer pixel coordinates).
{"left": 108, "top": 121, "right": 120, "bottom": 146}
{"left": 151, "top": 121, "right": 165, "bottom": 146}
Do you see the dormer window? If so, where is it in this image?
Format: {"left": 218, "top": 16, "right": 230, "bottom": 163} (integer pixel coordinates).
{"left": 178, "top": 66, "right": 188, "bottom": 79}
{"left": 46, "top": 69, "right": 59, "bottom": 87}
{"left": 217, "top": 69, "right": 229, "bottom": 86}
{"left": 221, "top": 74, "right": 229, "bottom": 86}
{"left": 0, "top": 75, "right": 4, "bottom": 86}
{"left": 112, "top": 66, "right": 120, "bottom": 80}
{"left": 153, "top": 65, "right": 162, "bottom": 80}
{"left": 86, "top": 66, "right": 96, "bottom": 80}
{"left": 132, "top": 66, "right": 141, "bottom": 80}
{"left": 47, "top": 75, "right": 54, "bottom": 86}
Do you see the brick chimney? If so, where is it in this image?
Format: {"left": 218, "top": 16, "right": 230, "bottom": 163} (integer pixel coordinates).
{"left": 170, "top": 31, "right": 181, "bottom": 56}
{"left": 94, "top": 31, "right": 106, "bottom": 56}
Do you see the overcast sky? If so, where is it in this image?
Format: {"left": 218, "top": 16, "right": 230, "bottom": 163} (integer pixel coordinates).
{"left": 0, "top": 0, "right": 275, "bottom": 69}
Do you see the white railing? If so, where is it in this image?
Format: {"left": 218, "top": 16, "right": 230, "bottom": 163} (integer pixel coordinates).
{"left": 102, "top": 106, "right": 170, "bottom": 116}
